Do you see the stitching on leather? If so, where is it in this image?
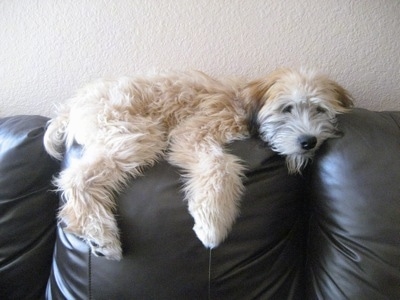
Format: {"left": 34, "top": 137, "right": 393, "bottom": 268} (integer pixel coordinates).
{"left": 88, "top": 248, "right": 92, "bottom": 300}
{"left": 208, "top": 248, "right": 212, "bottom": 300}
{"left": 387, "top": 113, "right": 400, "bottom": 129}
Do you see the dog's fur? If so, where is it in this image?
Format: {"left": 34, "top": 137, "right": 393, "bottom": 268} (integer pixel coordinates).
{"left": 43, "top": 68, "right": 353, "bottom": 260}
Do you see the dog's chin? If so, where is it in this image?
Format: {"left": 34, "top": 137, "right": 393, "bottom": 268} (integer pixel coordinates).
{"left": 285, "top": 151, "right": 315, "bottom": 174}
{"left": 266, "top": 140, "right": 317, "bottom": 174}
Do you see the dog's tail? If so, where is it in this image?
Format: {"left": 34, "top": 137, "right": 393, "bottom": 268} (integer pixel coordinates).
{"left": 43, "top": 109, "right": 69, "bottom": 161}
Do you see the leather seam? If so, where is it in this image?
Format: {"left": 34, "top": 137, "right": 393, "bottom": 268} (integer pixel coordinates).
{"left": 88, "top": 248, "right": 92, "bottom": 300}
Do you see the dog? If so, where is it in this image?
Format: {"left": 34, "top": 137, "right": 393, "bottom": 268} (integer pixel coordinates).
{"left": 43, "top": 68, "right": 353, "bottom": 260}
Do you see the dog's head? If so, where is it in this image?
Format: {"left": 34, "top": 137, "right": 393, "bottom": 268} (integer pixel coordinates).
{"left": 243, "top": 68, "right": 354, "bottom": 173}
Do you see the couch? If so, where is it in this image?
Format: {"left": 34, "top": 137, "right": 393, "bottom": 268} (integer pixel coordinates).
{"left": 1, "top": 108, "right": 399, "bottom": 299}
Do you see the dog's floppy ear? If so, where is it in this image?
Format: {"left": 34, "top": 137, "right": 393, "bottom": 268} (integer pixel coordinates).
{"left": 330, "top": 80, "right": 354, "bottom": 111}
{"left": 243, "top": 69, "right": 287, "bottom": 135}
{"left": 242, "top": 79, "right": 271, "bottom": 136}
{"left": 243, "top": 68, "right": 289, "bottom": 105}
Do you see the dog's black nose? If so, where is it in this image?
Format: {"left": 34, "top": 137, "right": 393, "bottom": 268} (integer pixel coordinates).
{"left": 299, "top": 135, "right": 317, "bottom": 150}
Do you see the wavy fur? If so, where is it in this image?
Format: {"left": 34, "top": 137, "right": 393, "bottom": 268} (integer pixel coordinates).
{"left": 44, "top": 69, "right": 352, "bottom": 260}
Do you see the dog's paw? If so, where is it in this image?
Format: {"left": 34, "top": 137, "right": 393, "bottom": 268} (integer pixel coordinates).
{"left": 88, "top": 240, "right": 122, "bottom": 261}
{"left": 193, "top": 222, "right": 229, "bottom": 249}
{"left": 61, "top": 220, "right": 123, "bottom": 260}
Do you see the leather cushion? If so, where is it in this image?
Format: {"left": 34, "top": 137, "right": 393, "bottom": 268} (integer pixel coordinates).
{"left": 307, "top": 108, "right": 400, "bottom": 299}
{"left": 47, "top": 137, "right": 307, "bottom": 299}
{"left": 0, "top": 115, "right": 60, "bottom": 299}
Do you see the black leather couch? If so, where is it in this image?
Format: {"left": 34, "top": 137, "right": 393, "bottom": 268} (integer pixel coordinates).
{"left": 1, "top": 108, "right": 399, "bottom": 299}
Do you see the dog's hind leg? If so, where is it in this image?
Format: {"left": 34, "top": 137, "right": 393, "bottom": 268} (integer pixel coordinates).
{"left": 168, "top": 123, "right": 246, "bottom": 248}
{"left": 56, "top": 117, "right": 166, "bottom": 260}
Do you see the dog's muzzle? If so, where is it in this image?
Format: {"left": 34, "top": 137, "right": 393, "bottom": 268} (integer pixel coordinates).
{"left": 298, "top": 135, "right": 317, "bottom": 150}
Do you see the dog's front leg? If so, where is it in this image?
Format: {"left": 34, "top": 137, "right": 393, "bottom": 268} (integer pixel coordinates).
{"left": 168, "top": 132, "right": 246, "bottom": 248}
{"left": 55, "top": 151, "right": 124, "bottom": 260}
{"left": 56, "top": 122, "right": 166, "bottom": 260}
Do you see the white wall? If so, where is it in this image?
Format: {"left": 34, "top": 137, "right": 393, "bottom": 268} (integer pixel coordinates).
{"left": 1, "top": 0, "right": 399, "bottom": 117}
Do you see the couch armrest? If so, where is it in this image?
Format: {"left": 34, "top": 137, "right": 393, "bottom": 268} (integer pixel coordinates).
{"left": 307, "top": 108, "right": 400, "bottom": 299}
{"left": 0, "top": 115, "right": 60, "bottom": 299}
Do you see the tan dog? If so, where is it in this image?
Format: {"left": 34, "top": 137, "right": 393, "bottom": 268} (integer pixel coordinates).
{"left": 44, "top": 68, "right": 353, "bottom": 260}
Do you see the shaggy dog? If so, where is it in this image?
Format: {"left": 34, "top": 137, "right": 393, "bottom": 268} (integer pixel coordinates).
{"left": 44, "top": 68, "right": 353, "bottom": 260}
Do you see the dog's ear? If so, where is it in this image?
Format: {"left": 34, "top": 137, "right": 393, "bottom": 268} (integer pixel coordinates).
{"left": 242, "top": 79, "right": 271, "bottom": 136}
{"left": 330, "top": 80, "right": 354, "bottom": 110}
{"left": 242, "top": 69, "right": 288, "bottom": 135}
{"left": 243, "top": 68, "right": 289, "bottom": 105}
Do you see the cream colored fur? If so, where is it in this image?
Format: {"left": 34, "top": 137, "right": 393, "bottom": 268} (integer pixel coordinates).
{"left": 43, "top": 69, "right": 353, "bottom": 260}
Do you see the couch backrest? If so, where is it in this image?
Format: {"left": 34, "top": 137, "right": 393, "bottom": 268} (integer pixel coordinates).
{"left": 47, "top": 137, "right": 308, "bottom": 299}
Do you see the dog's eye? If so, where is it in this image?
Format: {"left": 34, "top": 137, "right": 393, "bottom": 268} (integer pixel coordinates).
{"left": 282, "top": 105, "right": 293, "bottom": 113}
{"left": 316, "top": 106, "right": 326, "bottom": 114}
